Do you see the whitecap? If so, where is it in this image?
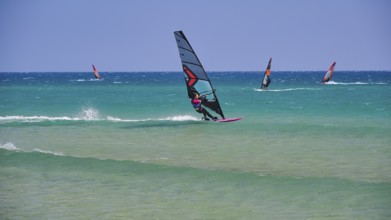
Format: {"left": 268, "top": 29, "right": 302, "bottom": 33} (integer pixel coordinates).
{"left": 0, "top": 115, "right": 74, "bottom": 123}
{"left": 325, "top": 81, "right": 369, "bottom": 85}
{"left": 0, "top": 112, "right": 199, "bottom": 124}
{"left": 107, "top": 116, "right": 143, "bottom": 122}
{"left": 158, "top": 115, "right": 199, "bottom": 121}
{"left": 79, "top": 107, "right": 100, "bottom": 120}
{"left": 0, "top": 142, "right": 20, "bottom": 151}
{"left": 33, "top": 148, "right": 64, "bottom": 156}
{"left": 108, "top": 115, "right": 198, "bottom": 122}
{"left": 254, "top": 88, "right": 321, "bottom": 92}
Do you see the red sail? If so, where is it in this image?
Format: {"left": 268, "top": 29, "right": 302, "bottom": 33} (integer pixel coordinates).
{"left": 92, "top": 64, "right": 101, "bottom": 79}
{"left": 322, "top": 62, "right": 336, "bottom": 83}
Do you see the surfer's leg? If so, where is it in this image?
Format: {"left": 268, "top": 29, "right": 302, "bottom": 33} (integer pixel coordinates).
{"left": 196, "top": 109, "right": 208, "bottom": 120}
{"left": 202, "top": 108, "right": 215, "bottom": 119}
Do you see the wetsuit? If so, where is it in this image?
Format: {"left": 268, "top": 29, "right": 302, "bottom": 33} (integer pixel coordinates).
{"left": 262, "top": 76, "right": 271, "bottom": 90}
{"left": 191, "top": 98, "right": 215, "bottom": 120}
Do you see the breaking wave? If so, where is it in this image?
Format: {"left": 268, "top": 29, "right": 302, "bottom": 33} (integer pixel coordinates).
{"left": 0, "top": 107, "right": 199, "bottom": 124}
{"left": 0, "top": 108, "right": 101, "bottom": 123}
{"left": 324, "top": 81, "right": 386, "bottom": 85}
{"left": 70, "top": 78, "right": 104, "bottom": 82}
{"left": 0, "top": 142, "right": 64, "bottom": 156}
{"left": 325, "top": 81, "right": 369, "bottom": 85}
{"left": 0, "top": 142, "right": 20, "bottom": 151}
{"left": 0, "top": 115, "right": 199, "bottom": 123}
{"left": 107, "top": 115, "right": 198, "bottom": 122}
{"left": 254, "top": 88, "right": 321, "bottom": 92}
{"left": 33, "top": 148, "right": 64, "bottom": 156}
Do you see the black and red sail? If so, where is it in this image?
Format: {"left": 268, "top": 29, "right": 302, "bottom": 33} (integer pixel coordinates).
{"left": 174, "top": 31, "right": 225, "bottom": 119}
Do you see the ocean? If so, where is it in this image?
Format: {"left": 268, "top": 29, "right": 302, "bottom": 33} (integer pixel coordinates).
{"left": 1, "top": 71, "right": 390, "bottom": 219}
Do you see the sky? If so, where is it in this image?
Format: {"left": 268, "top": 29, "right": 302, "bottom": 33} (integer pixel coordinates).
{"left": 0, "top": 0, "right": 390, "bottom": 72}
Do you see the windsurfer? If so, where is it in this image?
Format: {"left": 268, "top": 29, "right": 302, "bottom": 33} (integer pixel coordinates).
{"left": 262, "top": 77, "right": 271, "bottom": 90}
{"left": 261, "top": 57, "right": 272, "bottom": 90}
{"left": 191, "top": 93, "right": 218, "bottom": 121}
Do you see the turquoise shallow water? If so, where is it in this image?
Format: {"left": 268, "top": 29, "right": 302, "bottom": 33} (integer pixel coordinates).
{"left": 1, "top": 71, "right": 390, "bottom": 219}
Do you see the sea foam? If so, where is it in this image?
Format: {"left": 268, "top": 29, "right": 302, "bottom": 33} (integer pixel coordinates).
{"left": 108, "top": 115, "right": 198, "bottom": 122}
{"left": 0, "top": 108, "right": 101, "bottom": 123}
{"left": 33, "top": 148, "right": 64, "bottom": 156}
{"left": 79, "top": 108, "right": 100, "bottom": 120}
{"left": 0, "top": 115, "right": 74, "bottom": 122}
{"left": 253, "top": 88, "right": 321, "bottom": 92}
{"left": 0, "top": 143, "right": 64, "bottom": 156}
{"left": 0, "top": 142, "right": 20, "bottom": 151}
{"left": 0, "top": 114, "right": 199, "bottom": 123}
{"left": 158, "top": 115, "right": 198, "bottom": 121}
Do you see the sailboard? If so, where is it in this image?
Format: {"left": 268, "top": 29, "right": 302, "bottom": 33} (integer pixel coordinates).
{"left": 174, "top": 30, "right": 241, "bottom": 122}
{"left": 92, "top": 64, "right": 102, "bottom": 79}
{"left": 321, "top": 61, "right": 336, "bottom": 84}
{"left": 261, "top": 57, "right": 272, "bottom": 90}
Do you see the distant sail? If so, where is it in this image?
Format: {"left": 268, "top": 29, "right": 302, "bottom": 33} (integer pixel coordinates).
{"left": 322, "top": 61, "right": 336, "bottom": 83}
{"left": 92, "top": 64, "right": 101, "bottom": 79}
{"left": 261, "top": 57, "right": 272, "bottom": 90}
{"left": 174, "top": 31, "right": 225, "bottom": 119}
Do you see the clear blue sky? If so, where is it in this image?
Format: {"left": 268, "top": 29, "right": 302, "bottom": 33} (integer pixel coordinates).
{"left": 1, "top": 0, "right": 390, "bottom": 72}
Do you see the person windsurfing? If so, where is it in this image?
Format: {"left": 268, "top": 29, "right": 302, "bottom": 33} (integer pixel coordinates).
{"left": 261, "top": 57, "right": 272, "bottom": 90}
{"left": 261, "top": 76, "right": 271, "bottom": 90}
{"left": 191, "top": 93, "right": 218, "bottom": 121}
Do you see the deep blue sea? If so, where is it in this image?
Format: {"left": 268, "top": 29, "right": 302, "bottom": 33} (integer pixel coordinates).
{"left": 1, "top": 71, "right": 390, "bottom": 219}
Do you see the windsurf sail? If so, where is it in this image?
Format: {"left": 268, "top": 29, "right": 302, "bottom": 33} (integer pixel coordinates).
{"left": 321, "top": 61, "right": 336, "bottom": 83}
{"left": 261, "top": 57, "right": 272, "bottom": 90}
{"left": 174, "top": 30, "right": 225, "bottom": 119}
{"left": 92, "top": 64, "right": 101, "bottom": 79}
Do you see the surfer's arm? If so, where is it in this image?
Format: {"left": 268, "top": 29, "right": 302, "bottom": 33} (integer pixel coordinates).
{"left": 200, "top": 95, "right": 207, "bottom": 102}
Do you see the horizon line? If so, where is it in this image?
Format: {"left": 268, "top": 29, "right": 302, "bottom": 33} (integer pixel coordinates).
{"left": 1, "top": 70, "right": 391, "bottom": 73}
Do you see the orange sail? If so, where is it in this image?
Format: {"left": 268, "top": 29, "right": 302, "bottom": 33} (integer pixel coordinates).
{"left": 92, "top": 64, "right": 101, "bottom": 79}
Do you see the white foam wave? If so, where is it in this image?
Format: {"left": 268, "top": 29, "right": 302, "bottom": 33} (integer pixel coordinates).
{"left": 107, "top": 116, "right": 143, "bottom": 122}
{"left": 0, "top": 113, "right": 199, "bottom": 124}
{"left": 0, "top": 142, "right": 20, "bottom": 151}
{"left": 0, "top": 108, "right": 102, "bottom": 123}
{"left": 158, "top": 115, "right": 198, "bottom": 121}
{"left": 1, "top": 104, "right": 200, "bottom": 123}
{"left": 90, "top": 78, "right": 103, "bottom": 81}
{"left": 254, "top": 88, "right": 321, "bottom": 92}
{"left": 71, "top": 78, "right": 103, "bottom": 82}
{"left": 325, "top": 81, "right": 370, "bottom": 85}
{"left": 33, "top": 148, "right": 64, "bottom": 156}
{"left": 0, "top": 143, "right": 64, "bottom": 156}
{"left": 79, "top": 108, "right": 100, "bottom": 120}
{"left": 0, "top": 115, "right": 75, "bottom": 122}
{"left": 108, "top": 115, "right": 198, "bottom": 122}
